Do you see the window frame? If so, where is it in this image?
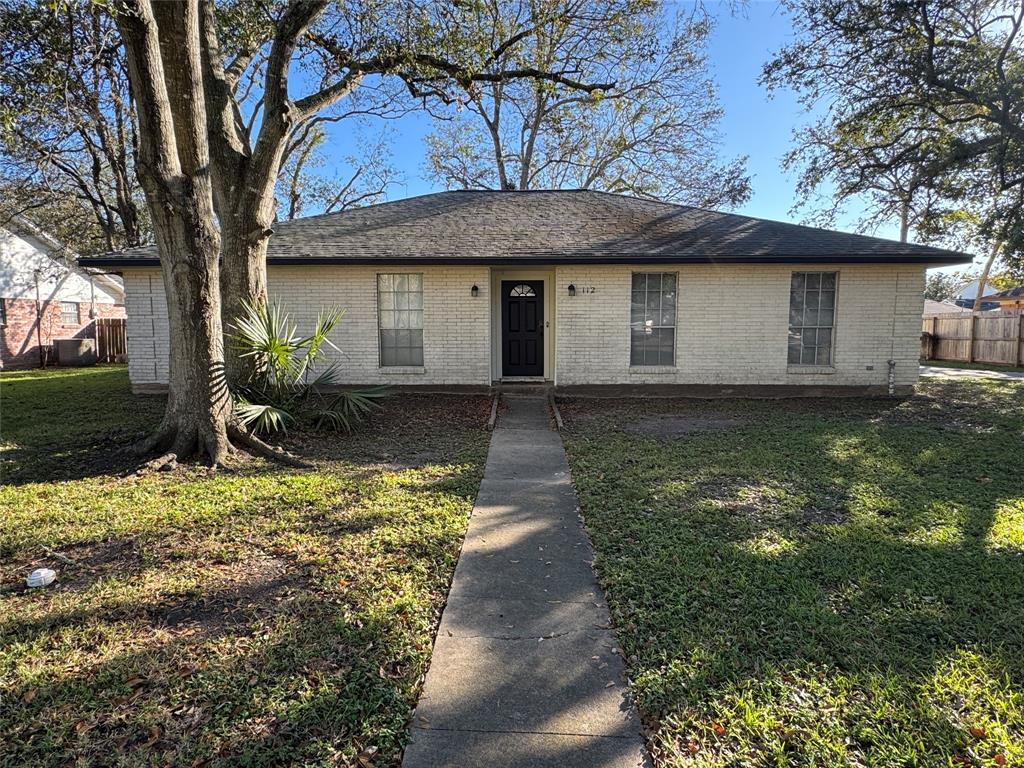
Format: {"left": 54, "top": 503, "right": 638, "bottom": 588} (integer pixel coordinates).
{"left": 376, "top": 272, "right": 424, "bottom": 368}
{"left": 787, "top": 271, "right": 839, "bottom": 367}
{"left": 629, "top": 271, "right": 678, "bottom": 367}
{"left": 60, "top": 301, "right": 80, "bottom": 326}
{"left": 0, "top": 299, "right": 6, "bottom": 326}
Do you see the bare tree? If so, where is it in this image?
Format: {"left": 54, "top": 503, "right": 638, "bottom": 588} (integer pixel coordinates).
{"left": 278, "top": 123, "right": 398, "bottom": 220}
{"left": 0, "top": 2, "right": 146, "bottom": 252}
{"left": 424, "top": 0, "right": 750, "bottom": 208}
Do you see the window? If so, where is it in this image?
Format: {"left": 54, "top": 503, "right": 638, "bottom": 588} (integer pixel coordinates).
{"left": 788, "top": 272, "right": 837, "bottom": 365}
{"left": 60, "top": 301, "right": 80, "bottom": 325}
{"left": 630, "top": 273, "right": 677, "bottom": 366}
{"left": 509, "top": 284, "right": 536, "bottom": 297}
{"left": 378, "top": 273, "right": 424, "bottom": 366}
{"left": 0, "top": 300, "right": 6, "bottom": 326}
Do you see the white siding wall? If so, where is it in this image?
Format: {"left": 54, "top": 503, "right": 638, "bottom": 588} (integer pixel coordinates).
{"left": 553, "top": 264, "right": 925, "bottom": 387}
{"left": 122, "top": 266, "right": 491, "bottom": 388}
{"left": 121, "top": 262, "right": 925, "bottom": 390}
{"left": 0, "top": 228, "right": 122, "bottom": 304}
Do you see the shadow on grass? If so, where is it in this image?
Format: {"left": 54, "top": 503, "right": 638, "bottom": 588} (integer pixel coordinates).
{"left": 561, "top": 382, "right": 1024, "bottom": 763}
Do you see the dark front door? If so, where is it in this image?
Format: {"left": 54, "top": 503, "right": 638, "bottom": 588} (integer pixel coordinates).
{"left": 502, "top": 280, "right": 544, "bottom": 377}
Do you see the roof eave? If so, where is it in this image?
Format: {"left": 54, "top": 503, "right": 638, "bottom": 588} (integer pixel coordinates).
{"left": 79, "top": 252, "right": 972, "bottom": 268}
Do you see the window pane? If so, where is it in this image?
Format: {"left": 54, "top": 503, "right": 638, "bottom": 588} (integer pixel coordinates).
{"left": 788, "top": 272, "right": 836, "bottom": 366}
{"left": 817, "top": 339, "right": 832, "bottom": 365}
{"left": 629, "top": 273, "right": 676, "bottom": 366}
{"left": 659, "top": 329, "right": 675, "bottom": 365}
{"left": 379, "top": 274, "right": 423, "bottom": 366}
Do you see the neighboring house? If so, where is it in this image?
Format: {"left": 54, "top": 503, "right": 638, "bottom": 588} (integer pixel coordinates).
{"left": 985, "top": 285, "right": 1024, "bottom": 312}
{"left": 1, "top": 219, "right": 126, "bottom": 369}
{"left": 80, "top": 190, "right": 971, "bottom": 396}
{"left": 923, "top": 299, "right": 971, "bottom": 317}
{"left": 950, "top": 278, "right": 1001, "bottom": 311}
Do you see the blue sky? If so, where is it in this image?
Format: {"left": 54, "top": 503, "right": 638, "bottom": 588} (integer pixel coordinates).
{"left": 317, "top": 1, "right": 980, "bottom": 271}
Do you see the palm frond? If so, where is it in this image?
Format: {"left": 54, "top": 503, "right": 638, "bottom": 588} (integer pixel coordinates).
{"left": 234, "top": 399, "right": 293, "bottom": 434}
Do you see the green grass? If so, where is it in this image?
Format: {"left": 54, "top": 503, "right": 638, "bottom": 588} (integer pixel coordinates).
{"left": 0, "top": 366, "right": 490, "bottom": 767}
{"left": 922, "top": 360, "right": 1024, "bottom": 374}
{"left": 560, "top": 379, "right": 1024, "bottom": 768}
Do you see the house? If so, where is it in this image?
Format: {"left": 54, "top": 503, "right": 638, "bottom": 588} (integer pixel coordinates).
{"left": 923, "top": 299, "right": 971, "bottom": 317}
{"left": 950, "top": 278, "right": 1002, "bottom": 311}
{"left": 1, "top": 219, "right": 126, "bottom": 369}
{"left": 985, "top": 285, "right": 1024, "bottom": 312}
{"left": 79, "top": 190, "right": 971, "bottom": 396}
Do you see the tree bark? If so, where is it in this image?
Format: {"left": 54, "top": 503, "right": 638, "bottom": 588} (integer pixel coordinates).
{"left": 973, "top": 239, "right": 1004, "bottom": 313}
{"left": 116, "top": 0, "right": 230, "bottom": 464}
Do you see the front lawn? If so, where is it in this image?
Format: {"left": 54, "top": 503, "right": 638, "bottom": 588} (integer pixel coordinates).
{"left": 560, "top": 379, "right": 1024, "bottom": 767}
{"left": 0, "top": 366, "right": 490, "bottom": 767}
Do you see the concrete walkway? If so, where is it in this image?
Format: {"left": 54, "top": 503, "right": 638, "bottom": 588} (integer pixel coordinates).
{"left": 921, "top": 364, "right": 1024, "bottom": 381}
{"left": 402, "top": 395, "right": 650, "bottom": 768}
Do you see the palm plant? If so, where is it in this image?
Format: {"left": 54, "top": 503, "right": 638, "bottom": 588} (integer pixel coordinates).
{"left": 229, "top": 301, "right": 386, "bottom": 434}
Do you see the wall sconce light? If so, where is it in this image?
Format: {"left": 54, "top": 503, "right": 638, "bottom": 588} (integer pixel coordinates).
{"left": 567, "top": 284, "right": 576, "bottom": 297}
{"left": 471, "top": 284, "right": 479, "bottom": 297}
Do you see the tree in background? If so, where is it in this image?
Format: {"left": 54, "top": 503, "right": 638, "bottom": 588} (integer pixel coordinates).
{"left": 763, "top": 0, "right": 1024, "bottom": 306}
{"left": 424, "top": 0, "right": 750, "bottom": 208}
{"left": 278, "top": 124, "right": 398, "bottom": 220}
{"left": 925, "top": 268, "right": 1017, "bottom": 302}
{"left": 0, "top": 3, "right": 146, "bottom": 253}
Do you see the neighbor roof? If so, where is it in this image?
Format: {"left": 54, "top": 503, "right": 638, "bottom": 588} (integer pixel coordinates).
{"left": 988, "top": 285, "right": 1024, "bottom": 299}
{"left": 78, "top": 190, "right": 972, "bottom": 268}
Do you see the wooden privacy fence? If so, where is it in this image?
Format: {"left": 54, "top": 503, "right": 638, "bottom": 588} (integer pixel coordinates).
{"left": 95, "top": 318, "right": 128, "bottom": 363}
{"left": 921, "top": 310, "right": 1024, "bottom": 366}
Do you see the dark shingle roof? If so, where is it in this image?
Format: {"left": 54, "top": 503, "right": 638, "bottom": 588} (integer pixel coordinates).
{"left": 78, "top": 190, "right": 972, "bottom": 267}
{"left": 989, "top": 285, "right": 1024, "bottom": 299}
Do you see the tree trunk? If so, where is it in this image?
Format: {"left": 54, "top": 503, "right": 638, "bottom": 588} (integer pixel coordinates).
{"left": 115, "top": 0, "right": 230, "bottom": 464}
{"left": 973, "top": 239, "right": 1003, "bottom": 313}
{"left": 145, "top": 183, "right": 231, "bottom": 462}
{"left": 220, "top": 206, "right": 272, "bottom": 384}
{"left": 898, "top": 199, "right": 910, "bottom": 243}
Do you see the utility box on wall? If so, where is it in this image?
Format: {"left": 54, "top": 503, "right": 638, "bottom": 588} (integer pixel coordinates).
{"left": 55, "top": 338, "right": 98, "bottom": 366}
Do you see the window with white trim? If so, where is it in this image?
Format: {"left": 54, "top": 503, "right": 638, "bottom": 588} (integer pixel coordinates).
{"left": 788, "top": 272, "right": 837, "bottom": 365}
{"left": 0, "top": 299, "right": 6, "bottom": 326}
{"left": 630, "top": 272, "right": 677, "bottom": 366}
{"left": 377, "top": 273, "right": 424, "bottom": 366}
{"left": 60, "top": 301, "right": 80, "bottom": 325}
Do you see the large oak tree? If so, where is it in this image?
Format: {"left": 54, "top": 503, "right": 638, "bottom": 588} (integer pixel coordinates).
{"left": 763, "top": 0, "right": 1024, "bottom": 297}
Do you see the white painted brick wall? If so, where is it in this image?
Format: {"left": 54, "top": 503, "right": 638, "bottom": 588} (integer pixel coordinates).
{"left": 553, "top": 264, "right": 925, "bottom": 387}
{"left": 122, "top": 266, "right": 491, "bottom": 387}
{"left": 122, "top": 262, "right": 924, "bottom": 390}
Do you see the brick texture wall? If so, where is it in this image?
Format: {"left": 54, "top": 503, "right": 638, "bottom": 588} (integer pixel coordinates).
{"left": 123, "top": 266, "right": 491, "bottom": 388}
{"left": 553, "top": 264, "right": 925, "bottom": 387}
{"left": 0, "top": 297, "right": 126, "bottom": 369}
{"left": 121, "top": 263, "right": 925, "bottom": 390}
